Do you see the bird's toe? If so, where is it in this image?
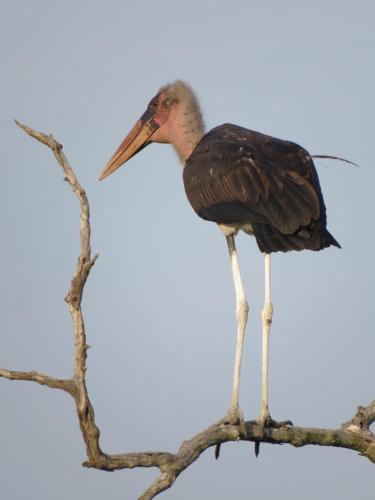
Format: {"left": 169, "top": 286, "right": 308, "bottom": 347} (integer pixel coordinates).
{"left": 257, "top": 414, "right": 293, "bottom": 430}
{"left": 220, "top": 406, "right": 246, "bottom": 435}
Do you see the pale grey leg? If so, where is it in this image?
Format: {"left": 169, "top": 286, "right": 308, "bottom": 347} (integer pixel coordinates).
{"left": 259, "top": 253, "right": 272, "bottom": 425}
{"left": 258, "top": 253, "right": 292, "bottom": 431}
{"left": 225, "top": 235, "right": 248, "bottom": 425}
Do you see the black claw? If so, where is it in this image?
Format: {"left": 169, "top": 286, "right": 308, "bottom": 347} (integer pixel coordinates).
{"left": 252, "top": 418, "right": 292, "bottom": 457}
{"left": 254, "top": 440, "right": 260, "bottom": 457}
{"left": 215, "top": 443, "right": 221, "bottom": 460}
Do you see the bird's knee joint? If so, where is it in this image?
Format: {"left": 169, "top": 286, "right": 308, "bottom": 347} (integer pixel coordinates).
{"left": 262, "top": 302, "right": 273, "bottom": 325}
{"left": 237, "top": 300, "right": 249, "bottom": 321}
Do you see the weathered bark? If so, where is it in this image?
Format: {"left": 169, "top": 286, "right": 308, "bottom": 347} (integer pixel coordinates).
{"left": 1, "top": 122, "right": 374, "bottom": 500}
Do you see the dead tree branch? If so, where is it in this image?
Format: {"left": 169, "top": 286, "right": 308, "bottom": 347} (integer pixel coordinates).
{"left": 1, "top": 122, "right": 374, "bottom": 499}
{"left": 0, "top": 368, "right": 75, "bottom": 395}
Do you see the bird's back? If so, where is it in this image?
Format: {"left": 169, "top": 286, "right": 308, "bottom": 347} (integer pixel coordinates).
{"left": 183, "top": 124, "right": 340, "bottom": 253}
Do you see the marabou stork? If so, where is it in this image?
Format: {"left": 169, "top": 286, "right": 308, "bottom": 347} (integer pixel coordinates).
{"left": 99, "top": 81, "right": 341, "bottom": 430}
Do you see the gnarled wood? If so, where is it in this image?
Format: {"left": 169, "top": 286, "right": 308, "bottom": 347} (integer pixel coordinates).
{"left": 0, "top": 122, "right": 373, "bottom": 499}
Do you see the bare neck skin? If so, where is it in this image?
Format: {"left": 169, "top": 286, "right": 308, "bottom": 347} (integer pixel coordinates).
{"left": 153, "top": 99, "right": 205, "bottom": 164}
{"left": 169, "top": 101, "right": 205, "bottom": 163}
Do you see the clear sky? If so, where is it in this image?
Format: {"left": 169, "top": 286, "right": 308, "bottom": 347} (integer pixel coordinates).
{"left": 1, "top": 1, "right": 374, "bottom": 499}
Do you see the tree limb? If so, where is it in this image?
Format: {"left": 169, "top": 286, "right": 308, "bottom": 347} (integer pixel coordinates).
{"left": 0, "top": 368, "right": 75, "bottom": 395}
{"left": 1, "top": 122, "right": 373, "bottom": 500}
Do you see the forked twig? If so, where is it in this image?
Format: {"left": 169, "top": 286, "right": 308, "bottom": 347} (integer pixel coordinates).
{"left": 0, "top": 122, "right": 374, "bottom": 499}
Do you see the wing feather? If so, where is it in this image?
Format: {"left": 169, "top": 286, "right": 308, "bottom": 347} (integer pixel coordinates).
{"left": 184, "top": 124, "right": 321, "bottom": 235}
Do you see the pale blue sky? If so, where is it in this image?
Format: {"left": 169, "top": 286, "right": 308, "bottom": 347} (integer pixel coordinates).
{"left": 1, "top": 1, "right": 374, "bottom": 499}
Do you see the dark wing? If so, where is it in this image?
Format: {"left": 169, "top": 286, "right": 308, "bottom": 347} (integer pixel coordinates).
{"left": 183, "top": 124, "right": 340, "bottom": 253}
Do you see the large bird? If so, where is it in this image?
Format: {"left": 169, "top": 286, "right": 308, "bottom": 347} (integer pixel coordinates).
{"left": 99, "top": 81, "right": 340, "bottom": 430}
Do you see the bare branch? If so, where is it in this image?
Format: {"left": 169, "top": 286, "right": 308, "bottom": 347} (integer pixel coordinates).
{"left": 85, "top": 410, "right": 375, "bottom": 499}
{"left": 139, "top": 472, "right": 176, "bottom": 500}
{"left": 1, "top": 122, "right": 374, "bottom": 500}
{"left": 0, "top": 368, "right": 75, "bottom": 395}
{"left": 14, "top": 120, "right": 103, "bottom": 461}
{"left": 342, "top": 400, "right": 375, "bottom": 433}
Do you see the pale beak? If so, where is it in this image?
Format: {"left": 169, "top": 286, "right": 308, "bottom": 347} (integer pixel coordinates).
{"left": 99, "top": 110, "right": 159, "bottom": 181}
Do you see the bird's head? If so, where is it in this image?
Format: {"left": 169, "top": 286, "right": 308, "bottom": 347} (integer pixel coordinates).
{"left": 99, "top": 81, "right": 204, "bottom": 180}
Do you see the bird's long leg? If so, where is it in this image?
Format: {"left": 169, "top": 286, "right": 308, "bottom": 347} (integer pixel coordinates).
{"left": 258, "top": 254, "right": 292, "bottom": 431}
{"left": 225, "top": 235, "right": 249, "bottom": 427}
{"left": 259, "top": 253, "right": 273, "bottom": 426}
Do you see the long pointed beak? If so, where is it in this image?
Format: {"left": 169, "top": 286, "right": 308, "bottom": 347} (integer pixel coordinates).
{"left": 99, "top": 113, "right": 159, "bottom": 181}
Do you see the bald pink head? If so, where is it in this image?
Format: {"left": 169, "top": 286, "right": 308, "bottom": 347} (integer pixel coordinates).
{"left": 99, "top": 80, "right": 205, "bottom": 180}
{"left": 152, "top": 82, "right": 205, "bottom": 161}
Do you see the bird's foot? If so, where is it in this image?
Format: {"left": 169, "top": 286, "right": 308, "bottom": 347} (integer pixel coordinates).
{"left": 220, "top": 406, "right": 246, "bottom": 436}
{"left": 252, "top": 413, "right": 293, "bottom": 457}
{"left": 215, "top": 406, "right": 246, "bottom": 460}
{"left": 251, "top": 411, "right": 293, "bottom": 457}
{"left": 256, "top": 412, "right": 293, "bottom": 435}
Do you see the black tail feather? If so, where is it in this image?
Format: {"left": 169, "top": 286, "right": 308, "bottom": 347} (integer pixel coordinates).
{"left": 253, "top": 222, "right": 340, "bottom": 254}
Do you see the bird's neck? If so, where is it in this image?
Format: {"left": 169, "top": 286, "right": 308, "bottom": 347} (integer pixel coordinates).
{"left": 166, "top": 102, "right": 205, "bottom": 164}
